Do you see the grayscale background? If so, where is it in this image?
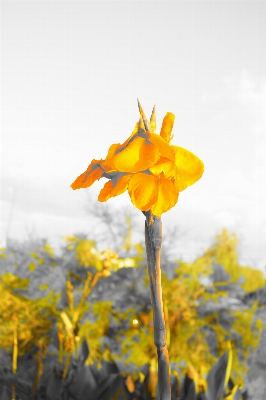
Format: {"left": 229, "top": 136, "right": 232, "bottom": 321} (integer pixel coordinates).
{"left": 1, "top": 1, "right": 266, "bottom": 272}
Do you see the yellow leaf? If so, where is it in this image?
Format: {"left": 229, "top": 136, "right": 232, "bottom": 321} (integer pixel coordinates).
{"left": 125, "top": 375, "right": 135, "bottom": 393}
{"left": 28, "top": 262, "right": 36, "bottom": 272}
{"left": 224, "top": 341, "right": 233, "bottom": 390}
{"left": 43, "top": 242, "right": 54, "bottom": 258}
{"left": 60, "top": 311, "right": 73, "bottom": 336}
{"left": 63, "top": 235, "right": 79, "bottom": 243}
{"left": 30, "top": 252, "right": 39, "bottom": 259}
{"left": 38, "top": 283, "right": 49, "bottom": 291}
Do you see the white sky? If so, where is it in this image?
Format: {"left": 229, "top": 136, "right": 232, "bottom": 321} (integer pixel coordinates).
{"left": 1, "top": 1, "right": 266, "bottom": 273}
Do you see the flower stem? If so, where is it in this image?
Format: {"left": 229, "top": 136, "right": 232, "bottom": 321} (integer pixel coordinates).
{"left": 143, "top": 210, "right": 171, "bottom": 400}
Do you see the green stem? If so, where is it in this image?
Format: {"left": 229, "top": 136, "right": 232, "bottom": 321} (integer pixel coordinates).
{"left": 62, "top": 353, "right": 72, "bottom": 380}
{"left": 143, "top": 210, "right": 171, "bottom": 400}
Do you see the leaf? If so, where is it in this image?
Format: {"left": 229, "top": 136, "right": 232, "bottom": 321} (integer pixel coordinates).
{"left": 197, "top": 394, "right": 208, "bottom": 400}
{"left": 0, "top": 385, "right": 11, "bottom": 400}
{"left": 28, "top": 262, "right": 36, "bottom": 272}
{"left": 43, "top": 242, "right": 54, "bottom": 258}
{"left": 14, "top": 377, "right": 33, "bottom": 400}
{"left": 68, "top": 365, "right": 98, "bottom": 400}
{"left": 37, "top": 283, "right": 49, "bottom": 291}
{"left": 30, "top": 252, "right": 39, "bottom": 259}
{"left": 125, "top": 375, "right": 135, "bottom": 393}
{"left": 97, "top": 374, "right": 131, "bottom": 400}
{"left": 146, "top": 364, "right": 158, "bottom": 399}
{"left": 98, "top": 359, "right": 120, "bottom": 382}
{"left": 170, "top": 373, "right": 179, "bottom": 400}
{"left": 60, "top": 311, "right": 73, "bottom": 336}
{"left": 232, "top": 388, "right": 243, "bottom": 400}
{"left": 206, "top": 350, "right": 228, "bottom": 400}
{"left": 224, "top": 341, "right": 233, "bottom": 390}
{"left": 241, "top": 390, "right": 248, "bottom": 400}
{"left": 46, "top": 369, "right": 63, "bottom": 400}
{"left": 181, "top": 375, "right": 197, "bottom": 400}
{"left": 79, "top": 338, "right": 90, "bottom": 365}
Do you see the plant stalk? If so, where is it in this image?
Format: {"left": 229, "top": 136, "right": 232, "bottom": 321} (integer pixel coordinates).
{"left": 143, "top": 210, "right": 171, "bottom": 400}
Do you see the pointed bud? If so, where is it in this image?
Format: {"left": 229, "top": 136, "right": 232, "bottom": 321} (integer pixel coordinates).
{"left": 137, "top": 98, "right": 150, "bottom": 131}
{"left": 138, "top": 116, "right": 145, "bottom": 131}
{"left": 160, "top": 112, "right": 175, "bottom": 143}
{"left": 150, "top": 104, "right": 156, "bottom": 132}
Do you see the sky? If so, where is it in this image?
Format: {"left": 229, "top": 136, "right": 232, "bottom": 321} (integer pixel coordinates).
{"left": 1, "top": 1, "right": 266, "bottom": 273}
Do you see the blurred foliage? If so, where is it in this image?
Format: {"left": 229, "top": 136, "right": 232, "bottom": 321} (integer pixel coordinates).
{"left": 0, "top": 216, "right": 265, "bottom": 399}
{"left": 112, "top": 229, "right": 264, "bottom": 381}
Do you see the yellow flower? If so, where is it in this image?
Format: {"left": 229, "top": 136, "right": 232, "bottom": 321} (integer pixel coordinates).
{"left": 71, "top": 100, "right": 204, "bottom": 218}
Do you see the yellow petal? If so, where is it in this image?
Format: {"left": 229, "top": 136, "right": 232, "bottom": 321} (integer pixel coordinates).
{"left": 172, "top": 146, "right": 204, "bottom": 191}
{"left": 160, "top": 112, "right": 175, "bottom": 144}
{"left": 151, "top": 175, "right": 179, "bottom": 217}
{"left": 120, "top": 121, "right": 140, "bottom": 147}
{"left": 104, "top": 121, "right": 140, "bottom": 165}
{"left": 128, "top": 173, "right": 158, "bottom": 211}
{"left": 98, "top": 173, "right": 132, "bottom": 202}
{"left": 112, "top": 136, "right": 160, "bottom": 173}
{"left": 105, "top": 143, "right": 121, "bottom": 160}
{"left": 149, "top": 156, "right": 177, "bottom": 179}
{"left": 71, "top": 160, "right": 104, "bottom": 190}
{"left": 148, "top": 133, "right": 175, "bottom": 162}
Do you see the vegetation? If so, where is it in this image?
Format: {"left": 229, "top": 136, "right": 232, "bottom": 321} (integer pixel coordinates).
{"left": 0, "top": 217, "right": 265, "bottom": 399}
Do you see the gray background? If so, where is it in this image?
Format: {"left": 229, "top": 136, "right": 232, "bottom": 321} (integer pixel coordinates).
{"left": 1, "top": 1, "right": 266, "bottom": 272}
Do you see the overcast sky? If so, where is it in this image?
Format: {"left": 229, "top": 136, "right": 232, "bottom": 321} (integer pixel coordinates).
{"left": 1, "top": 1, "right": 266, "bottom": 273}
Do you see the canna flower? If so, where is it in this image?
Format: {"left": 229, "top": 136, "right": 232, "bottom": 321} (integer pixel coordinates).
{"left": 71, "top": 100, "right": 204, "bottom": 218}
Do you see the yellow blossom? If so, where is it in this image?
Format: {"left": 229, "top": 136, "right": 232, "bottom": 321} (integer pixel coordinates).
{"left": 71, "top": 100, "right": 204, "bottom": 217}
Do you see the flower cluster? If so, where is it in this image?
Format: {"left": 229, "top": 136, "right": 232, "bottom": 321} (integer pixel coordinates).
{"left": 71, "top": 100, "right": 204, "bottom": 218}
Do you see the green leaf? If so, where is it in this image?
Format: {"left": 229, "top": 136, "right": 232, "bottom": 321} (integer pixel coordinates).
{"left": 68, "top": 365, "right": 98, "bottom": 400}
{"left": 206, "top": 350, "right": 228, "bottom": 400}
{"left": 28, "top": 262, "right": 36, "bottom": 272}
{"left": 46, "top": 369, "right": 63, "bottom": 400}
{"left": 182, "top": 375, "right": 197, "bottom": 400}
{"left": 97, "top": 374, "right": 130, "bottom": 400}
{"left": 37, "top": 283, "right": 49, "bottom": 291}
{"left": 43, "top": 242, "right": 54, "bottom": 258}
{"left": 79, "top": 338, "right": 90, "bottom": 365}
{"left": 0, "top": 385, "right": 11, "bottom": 400}
{"left": 30, "top": 252, "right": 39, "bottom": 259}
{"left": 233, "top": 388, "right": 243, "bottom": 400}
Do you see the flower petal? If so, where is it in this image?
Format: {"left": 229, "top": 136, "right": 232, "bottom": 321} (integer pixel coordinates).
{"left": 111, "top": 136, "right": 160, "bottom": 173}
{"left": 105, "top": 143, "right": 121, "bottom": 160}
{"left": 160, "top": 112, "right": 175, "bottom": 144}
{"left": 148, "top": 132, "right": 175, "bottom": 162}
{"left": 151, "top": 174, "right": 179, "bottom": 218}
{"left": 103, "top": 122, "right": 140, "bottom": 170}
{"left": 151, "top": 174, "right": 179, "bottom": 217}
{"left": 114, "top": 122, "right": 140, "bottom": 153}
{"left": 128, "top": 172, "right": 158, "bottom": 211}
{"left": 172, "top": 146, "right": 204, "bottom": 191}
{"left": 98, "top": 173, "right": 132, "bottom": 202}
{"left": 71, "top": 160, "right": 104, "bottom": 190}
{"left": 149, "top": 156, "right": 177, "bottom": 179}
